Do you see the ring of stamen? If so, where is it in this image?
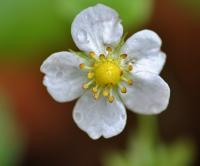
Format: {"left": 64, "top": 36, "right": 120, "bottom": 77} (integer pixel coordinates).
{"left": 80, "top": 48, "right": 134, "bottom": 102}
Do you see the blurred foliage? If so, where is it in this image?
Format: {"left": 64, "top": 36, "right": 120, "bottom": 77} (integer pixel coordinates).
{"left": 0, "top": 0, "right": 153, "bottom": 61}
{"left": 0, "top": 94, "right": 24, "bottom": 166}
{"left": 176, "top": 0, "right": 200, "bottom": 17}
{"left": 0, "top": 0, "right": 65, "bottom": 59}
{"left": 103, "top": 116, "right": 196, "bottom": 166}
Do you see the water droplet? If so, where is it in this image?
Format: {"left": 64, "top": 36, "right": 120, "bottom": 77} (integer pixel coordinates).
{"left": 77, "top": 29, "right": 89, "bottom": 43}
{"left": 75, "top": 112, "right": 82, "bottom": 122}
{"left": 121, "top": 114, "right": 126, "bottom": 120}
{"left": 84, "top": 14, "right": 89, "bottom": 20}
{"left": 56, "top": 71, "right": 63, "bottom": 78}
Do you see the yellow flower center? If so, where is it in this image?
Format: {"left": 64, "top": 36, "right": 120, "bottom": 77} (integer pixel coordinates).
{"left": 94, "top": 61, "right": 121, "bottom": 86}
{"left": 79, "top": 47, "right": 133, "bottom": 103}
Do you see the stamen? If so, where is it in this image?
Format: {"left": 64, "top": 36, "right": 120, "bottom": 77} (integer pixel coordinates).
{"left": 80, "top": 47, "right": 134, "bottom": 103}
{"left": 128, "top": 79, "right": 133, "bottom": 85}
{"left": 121, "top": 87, "right": 127, "bottom": 93}
{"left": 93, "top": 88, "right": 101, "bottom": 100}
{"left": 89, "top": 51, "right": 96, "bottom": 58}
{"left": 106, "top": 47, "right": 112, "bottom": 53}
{"left": 79, "top": 63, "right": 85, "bottom": 69}
{"left": 79, "top": 63, "right": 92, "bottom": 70}
{"left": 103, "top": 87, "right": 109, "bottom": 97}
{"left": 128, "top": 64, "right": 133, "bottom": 71}
{"left": 120, "top": 64, "right": 133, "bottom": 73}
{"left": 87, "top": 72, "right": 94, "bottom": 79}
{"left": 92, "top": 85, "right": 99, "bottom": 93}
{"left": 93, "top": 93, "right": 99, "bottom": 100}
{"left": 82, "top": 80, "right": 94, "bottom": 89}
{"left": 118, "top": 83, "right": 127, "bottom": 93}
{"left": 122, "top": 76, "right": 133, "bottom": 85}
{"left": 83, "top": 84, "right": 89, "bottom": 89}
{"left": 120, "top": 54, "right": 127, "bottom": 59}
{"left": 99, "top": 54, "right": 106, "bottom": 60}
{"left": 121, "top": 76, "right": 128, "bottom": 82}
{"left": 107, "top": 88, "right": 114, "bottom": 103}
{"left": 108, "top": 95, "right": 114, "bottom": 103}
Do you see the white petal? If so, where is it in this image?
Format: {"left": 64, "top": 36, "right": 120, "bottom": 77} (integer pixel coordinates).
{"left": 71, "top": 4, "right": 123, "bottom": 55}
{"left": 120, "top": 72, "right": 170, "bottom": 115}
{"left": 73, "top": 92, "right": 127, "bottom": 139}
{"left": 40, "top": 51, "right": 87, "bottom": 102}
{"left": 133, "top": 52, "right": 166, "bottom": 74}
{"left": 121, "top": 30, "right": 165, "bottom": 74}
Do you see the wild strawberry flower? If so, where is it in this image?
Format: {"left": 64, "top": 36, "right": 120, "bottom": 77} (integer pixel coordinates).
{"left": 40, "top": 4, "right": 170, "bottom": 139}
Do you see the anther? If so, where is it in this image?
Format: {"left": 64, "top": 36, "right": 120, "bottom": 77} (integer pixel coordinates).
{"left": 92, "top": 86, "right": 98, "bottom": 93}
{"left": 93, "top": 88, "right": 101, "bottom": 100}
{"left": 122, "top": 76, "right": 133, "bottom": 85}
{"left": 79, "top": 63, "right": 85, "bottom": 69}
{"left": 103, "top": 89, "right": 109, "bottom": 97}
{"left": 120, "top": 54, "right": 127, "bottom": 59}
{"left": 128, "top": 65, "right": 133, "bottom": 71}
{"left": 128, "top": 79, "right": 133, "bottom": 85}
{"left": 93, "top": 93, "right": 99, "bottom": 100}
{"left": 79, "top": 64, "right": 92, "bottom": 70}
{"left": 106, "top": 47, "right": 112, "bottom": 52}
{"left": 108, "top": 96, "right": 114, "bottom": 103}
{"left": 82, "top": 80, "right": 93, "bottom": 89}
{"left": 121, "top": 87, "right": 127, "bottom": 93}
{"left": 89, "top": 51, "right": 96, "bottom": 58}
{"left": 83, "top": 83, "right": 89, "bottom": 89}
{"left": 99, "top": 54, "right": 106, "bottom": 60}
{"left": 87, "top": 72, "right": 94, "bottom": 79}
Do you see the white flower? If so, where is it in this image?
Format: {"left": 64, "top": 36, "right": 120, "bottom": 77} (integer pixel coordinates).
{"left": 40, "top": 4, "right": 170, "bottom": 139}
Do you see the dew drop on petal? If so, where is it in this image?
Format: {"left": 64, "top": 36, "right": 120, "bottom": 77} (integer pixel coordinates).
{"left": 74, "top": 112, "right": 82, "bottom": 122}
{"left": 121, "top": 114, "right": 126, "bottom": 120}
{"left": 77, "top": 29, "right": 89, "bottom": 43}
{"left": 56, "top": 71, "right": 63, "bottom": 78}
{"left": 45, "top": 64, "right": 58, "bottom": 75}
{"left": 84, "top": 14, "right": 89, "bottom": 20}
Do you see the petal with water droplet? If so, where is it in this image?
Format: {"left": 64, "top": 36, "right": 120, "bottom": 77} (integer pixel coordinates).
{"left": 71, "top": 4, "right": 123, "bottom": 55}
{"left": 40, "top": 52, "right": 87, "bottom": 102}
{"left": 73, "top": 92, "right": 127, "bottom": 139}
{"left": 120, "top": 71, "right": 170, "bottom": 114}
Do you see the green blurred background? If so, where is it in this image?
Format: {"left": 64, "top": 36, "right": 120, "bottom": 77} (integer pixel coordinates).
{"left": 0, "top": 0, "right": 200, "bottom": 165}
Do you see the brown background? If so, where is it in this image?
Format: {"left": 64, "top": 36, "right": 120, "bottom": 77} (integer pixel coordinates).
{"left": 0, "top": 0, "right": 200, "bottom": 165}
